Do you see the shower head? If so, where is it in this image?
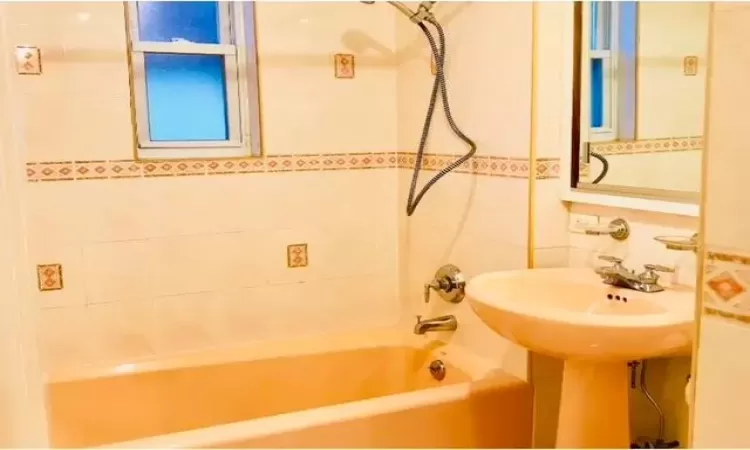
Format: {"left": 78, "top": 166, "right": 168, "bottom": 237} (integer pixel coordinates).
{"left": 360, "top": 1, "right": 437, "bottom": 25}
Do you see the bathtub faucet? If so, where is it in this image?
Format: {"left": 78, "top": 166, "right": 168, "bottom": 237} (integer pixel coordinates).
{"left": 413, "top": 315, "right": 458, "bottom": 335}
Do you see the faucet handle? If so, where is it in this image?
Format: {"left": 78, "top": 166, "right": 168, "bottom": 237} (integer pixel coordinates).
{"left": 599, "top": 255, "right": 624, "bottom": 265}
{"left": 644, "top": 264, "right": 675, "bottom": 273}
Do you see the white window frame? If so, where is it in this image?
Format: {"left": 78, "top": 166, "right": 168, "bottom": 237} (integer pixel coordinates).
{"left": 581, "top": 1, "right": 637, "bottom": 142}
{"left": 586, "top": 1, "right": 619, "bottom": 143}
{"left": 125, "top": 2, "right": 262, "bottom": 159}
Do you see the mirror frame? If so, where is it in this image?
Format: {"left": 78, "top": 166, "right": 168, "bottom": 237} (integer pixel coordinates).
{"left": 569, "top": 2, "right": 702, "bottom": 205}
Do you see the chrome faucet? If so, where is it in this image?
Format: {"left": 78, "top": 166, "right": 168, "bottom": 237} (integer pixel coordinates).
{"left": 595, "top": 255, "right": 675, "bottom": 293}
{"left": 414, "top": 315, "right": 458, "bottom": 335}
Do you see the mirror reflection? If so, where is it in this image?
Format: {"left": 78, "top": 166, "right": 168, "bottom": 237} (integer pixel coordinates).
{"left": 574, "top": 2, "right": 709, "bottom": 201}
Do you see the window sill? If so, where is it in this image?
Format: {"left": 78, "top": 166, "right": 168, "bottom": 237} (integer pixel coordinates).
{"left": 137, "top": 146, "right": 255, "bottom": 160}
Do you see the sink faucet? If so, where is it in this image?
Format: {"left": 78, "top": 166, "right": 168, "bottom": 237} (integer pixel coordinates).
{"left": 595, "top": 255, "right": 675, "bottom": 293}
{"left": 413, "top": 315, "right": 458, "bottom": 335}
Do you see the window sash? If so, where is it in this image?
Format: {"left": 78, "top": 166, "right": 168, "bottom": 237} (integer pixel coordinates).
{"left": 590, "top": 1, "right": 613, "bottom": 51}
{"left": 130, "top": 52, "right": 242, "bottom": 149}
{"left": 584, "top": 2, "right": 620, "bottom": 143}
{"left": 126, "top": 1, "right": 252, "bottom": 157}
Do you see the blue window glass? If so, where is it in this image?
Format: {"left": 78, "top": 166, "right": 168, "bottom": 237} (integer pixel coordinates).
{"left": 137, "top": 1, "right": 221, "bottom": 44}
{"left": 590, "top": 58, "right": 604, "bottom": 128}
{"left": 144, "top": 53, "right": 229, "bottom": 142}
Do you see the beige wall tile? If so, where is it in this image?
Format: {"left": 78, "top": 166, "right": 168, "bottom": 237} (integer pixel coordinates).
{"left": 83, "top": 240, "right": 154, "bottom": 304}
{"left": 694, "top": 9, "right": 750, "bottom": 445}
{"left": 396, "top": 2, "right": 533, "bottom": 158}
{"left": 533, "top": 180, "right": 570, "bottom": 249}
{"left": 37, "top": 307, "right": 94, "bottom": 370}
{"left": 704, "top": 8, "right": 750, "bottom": 252}
{"left": 152, "top": 292, "right": 222, "bottom": 355}
{"left": 533, "top": 2, "right": 568, "bottom": 160}
{"left": 637, "top": 3, "right": 709, "bottom": 139}
{"left": 693, "top": 315, "right": 750, "bottom": 447}
{"left": 533, "top": 247, "right": 569, "bottom": 269}
{"left": 86, "top": 300, "right": 155, "bottom": 364}
{"left": 254, "top": 2, "right": 398, "bottom": 155}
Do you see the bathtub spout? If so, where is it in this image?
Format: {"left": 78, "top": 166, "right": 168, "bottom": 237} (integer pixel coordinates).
{"left": 413, "top": 315, "right": 458, "bottom": 335}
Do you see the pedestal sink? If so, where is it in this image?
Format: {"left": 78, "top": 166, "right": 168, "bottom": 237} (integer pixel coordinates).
{"left": 466, "top": 268, "right": 694, "bottom": 449}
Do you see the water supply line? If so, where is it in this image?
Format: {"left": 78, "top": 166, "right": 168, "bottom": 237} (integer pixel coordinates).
{"left": 628, "top": 360, "right": 680, "bottom": 449}
{"left": 362, "top": 1, "right": 477, "bottom": 216}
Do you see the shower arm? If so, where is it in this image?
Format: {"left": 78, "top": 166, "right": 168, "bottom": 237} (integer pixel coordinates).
{"left": 363, "top": 1, "right": 437, "bottom": 25}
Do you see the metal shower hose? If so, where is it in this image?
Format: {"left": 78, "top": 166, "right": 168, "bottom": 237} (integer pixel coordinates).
{"left": 406, "top": 19, "right": 477, "bottom": 216}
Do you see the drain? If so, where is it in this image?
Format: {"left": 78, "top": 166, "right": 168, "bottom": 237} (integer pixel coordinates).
{"left": 429, "top": 359, "right": 446, "bottom": 381}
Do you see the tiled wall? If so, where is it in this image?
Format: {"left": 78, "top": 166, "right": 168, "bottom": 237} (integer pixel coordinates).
{"left": 394, "top": 1, "right": 538, "bottom": 381}
{"left": 9, "top": 2, "right": 403, "bottom": 371}
{"left": 583, "top": 137, "right": 703, "bottom": 192}
{"left": 693, "top": 3, "right": 750, "bottom": 447}
{"left": 587, "top": 150, "right": 702, "bottom": 193}
{"left": 0, "top": 7, "right": 49, "bottom": 445}
{"left": 12, "top": 2, "right": 561, "bottom": 374}
{"left": 637, "top": 2, "right": 709, "bottom": 140}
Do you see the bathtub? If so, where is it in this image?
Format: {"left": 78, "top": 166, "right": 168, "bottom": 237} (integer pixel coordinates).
{"left": 45, "top": 329, "right": 532, "bottom": 448}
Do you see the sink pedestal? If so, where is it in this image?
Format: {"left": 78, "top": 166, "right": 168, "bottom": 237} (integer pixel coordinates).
{"left": 556, "top": 359, "right": 630, "bottom": 448}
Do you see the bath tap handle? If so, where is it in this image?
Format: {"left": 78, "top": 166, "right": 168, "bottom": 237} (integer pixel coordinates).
{"left": 644, "top": 264, "right": 674, "bottom": 273}
{"left": 599, "top": 255, "right": 623, "bottom": 265}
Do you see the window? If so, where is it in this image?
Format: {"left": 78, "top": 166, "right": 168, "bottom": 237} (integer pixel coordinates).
{"left": 587, "top": 1, "right": 637, "bottom": 142}
{"left": 126, "top": 1, "right": 261, "bottom": 159}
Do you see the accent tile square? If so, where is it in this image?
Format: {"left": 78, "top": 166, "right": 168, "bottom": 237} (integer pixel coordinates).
{"left": 683, "top": 55, "right": 698, "bottom": 76}
{"left": 287, "top": 244, "right": 308, "bottom": 268}
{"left": 707, "top": 271, "right": 746, "bottom": 302}
{"left": 334, "top": 54, "right": 355, "bottom": 79}
{"left": 15, "top": 46, "right": 41, "bottom": 75}
{"left": 37, "top": 264, "right": 63, "bottom": 291}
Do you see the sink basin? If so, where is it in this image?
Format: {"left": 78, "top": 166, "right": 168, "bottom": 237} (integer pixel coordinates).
{"left": 467, "top": 268, "right": 694, "bottom": 360}
{"left": 466, "top": 268, "right": 695, "bottom": 448}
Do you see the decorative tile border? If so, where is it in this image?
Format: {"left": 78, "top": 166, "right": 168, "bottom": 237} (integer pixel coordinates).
{"left": 703, "top": 250, "right": 750, "bottom": 324}
{"left": 590, "top": 136, "right": 703, "bottom": 156}
{"left": 26, "top": 152, "right": 560, "bottom": 182}
{"left": 396, "top": 152, "right": 560, "bottom": 179}
{"left": 26, "top": 153, "right": 398, "bottom": 182}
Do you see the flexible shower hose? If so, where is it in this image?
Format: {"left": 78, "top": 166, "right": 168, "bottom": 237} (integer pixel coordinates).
{"left": 590, "top": 151, "right": 609, "bottom": 184}
{"left": 406, "top": 19, "right": 477, "bottom": 216}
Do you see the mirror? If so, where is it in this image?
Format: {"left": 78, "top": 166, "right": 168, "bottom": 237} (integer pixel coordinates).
{"left": 571, "top": 2, "right": 709, "bottom": 203}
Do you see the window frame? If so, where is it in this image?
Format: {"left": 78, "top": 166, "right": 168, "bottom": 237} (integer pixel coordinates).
{"left": 587, "top": 1, "right": 619, "bottom": 142}
{"left": 125, "top": 1, "right": 262, "bottom": 159}
{"left": 582, "top": 1, "right": 637, "bottom": 145}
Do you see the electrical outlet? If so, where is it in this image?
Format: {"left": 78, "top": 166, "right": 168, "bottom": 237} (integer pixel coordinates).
{"left": 569, "top": 214, "right": 599, "bottom": 234}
